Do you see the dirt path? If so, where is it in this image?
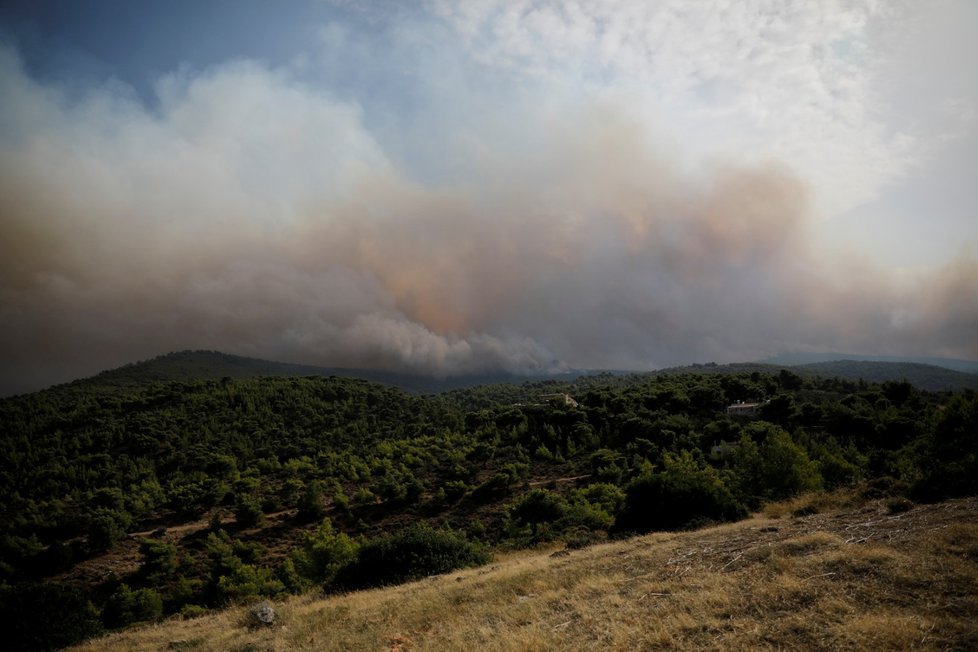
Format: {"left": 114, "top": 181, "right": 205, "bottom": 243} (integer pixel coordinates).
{"left": 527, "top": 474, "right": 592, "bottom": 487}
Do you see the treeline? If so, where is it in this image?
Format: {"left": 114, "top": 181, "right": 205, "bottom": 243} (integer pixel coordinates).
{"left": 0, "top": 370, "right": 975, "bottom": 649}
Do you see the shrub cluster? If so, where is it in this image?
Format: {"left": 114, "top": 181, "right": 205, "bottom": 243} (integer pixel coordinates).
{"left": 336, "top": 524, "right": 490, "bottom": 590}
{"left": 615, "top": 451, "right": 748, "bottom": 533}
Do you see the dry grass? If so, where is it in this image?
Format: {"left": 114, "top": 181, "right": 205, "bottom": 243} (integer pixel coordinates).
{"left": 73, "top": 496, "right": 978, "bottom": 652}
{"left": 762, "top": 487, "right": 867, "bottom": 519}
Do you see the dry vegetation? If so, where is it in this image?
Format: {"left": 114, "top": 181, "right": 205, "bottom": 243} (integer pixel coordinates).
{"left": 74, "top": 495, "right": 978, "bottom": 652}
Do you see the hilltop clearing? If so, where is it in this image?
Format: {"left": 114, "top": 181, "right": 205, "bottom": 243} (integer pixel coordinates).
{"left": 74, "top": 495, "right": 978, "bottom": 652}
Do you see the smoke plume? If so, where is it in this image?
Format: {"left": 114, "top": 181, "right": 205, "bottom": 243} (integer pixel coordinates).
{"left": 0, "top": 43, "right": 975, "bottom": 395}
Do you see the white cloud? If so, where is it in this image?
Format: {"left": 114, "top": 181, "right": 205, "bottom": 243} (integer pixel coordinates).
{"left": 430, "top": 0, "right": 928, "bottom": 218}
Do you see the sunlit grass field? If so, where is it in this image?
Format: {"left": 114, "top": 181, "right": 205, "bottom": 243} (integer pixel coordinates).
{"left": 74, "top": 493, "right": 978, "bottom": 652}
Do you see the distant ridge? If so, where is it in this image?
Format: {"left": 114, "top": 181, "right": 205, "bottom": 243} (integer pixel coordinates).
{"left": 40, "top": 350, "right": 978, "bottom": 397}
{"left": 64, "top": 350, "right": 584, "bottom": 394}
{"left": 762, "top": 352, "right": 978, "bottom": 375}
{"left": 658, "top": 359, "right": 978, "bottom": 392}
{"left": 794, "top": 360, "right": 978, "bottom": 392}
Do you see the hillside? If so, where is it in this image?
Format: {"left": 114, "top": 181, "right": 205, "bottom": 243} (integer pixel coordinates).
{"left": 2, "top": 361, "right": 976, "bottom": 650}
{"left": 72, "top": 494, "right": 978, "bottom": 651}
{"left": 796, "top": 360, "right": 978, "bottom": 392}
{"left": 59, "top": 350, "right": 585, "bottom": 395}
{"left": 763, "top": 352, "right": 978, "bottom": 375}
{"left": 658, "top": 360, "right": 978, "bottom": 392}
{"left": 41, "top": 350, "right": 978, "bottom": 397}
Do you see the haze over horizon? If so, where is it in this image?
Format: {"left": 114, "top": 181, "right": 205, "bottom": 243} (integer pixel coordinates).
{"left": 1, "top": 1, "right": 977, "bottom": 396}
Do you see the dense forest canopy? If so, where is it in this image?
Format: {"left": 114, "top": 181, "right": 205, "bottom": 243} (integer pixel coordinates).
{"left": 0, "top": 361, "right": 975, "bottom": 650}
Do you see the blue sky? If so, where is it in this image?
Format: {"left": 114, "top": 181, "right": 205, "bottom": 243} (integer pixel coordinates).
{"left": 0, "top": 1, "right": 976, "bottom": 394}
{"left": 1, "top": 1, "right": 329, "bottom": 91}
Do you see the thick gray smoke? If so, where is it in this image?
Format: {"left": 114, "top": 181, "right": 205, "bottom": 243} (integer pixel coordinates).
{"left": 0, "top": 46, "right": 975, "bottom": 395}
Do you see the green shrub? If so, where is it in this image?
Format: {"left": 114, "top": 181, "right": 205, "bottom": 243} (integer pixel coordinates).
{"left": 337, "top": 524, "right": 489, "bottom": 590}
{"left": 352, "top": 487, "right": 377, "bottom": 505}
{"left": 289, "top": 518, "right": 359, "bottom": 589}
{"left": 213, "top": 564, "right": 285, "bottom": 605}
{"left": 86, "top": 508, "right": 132, "bottom": 552}
{"left": 561, "top": 501, "right": 614, "bottom": 531}
{"left": 508, "top": 489, "right": 568, "bottom": 539}
{"left": 233, "top": 493, "right": 264, "bottom": 528}
{"left": 167, "top": 476, "right": 229, "bottom": 518}
{"left": 436, "top": 480, "right": 470, "bottom": 506}
{"left": 470, "top": 472, "right": 513, "bottom": 503}
{"left": 615, "top": 450, "right": 748, "bottom": 533}
{"left": 203, "top": 529, "right": 274, "bottom": 605}
{"left": 102, "top": 584, "right": 163, "bottom": 628}
{"left": 178, "top": 604, "right": 209, "bottom": 620}
{"left": 811, "top": 437, "right": 867, "bottom": 488}
{"left": 590, "top": 449, "right": 625, "bottom": 484}
{"left": 573, "top": 483, "right": 626, "bottom": 516}
{"left": 205, "top": 530, "right": 242, "bottom": 576}
{"left": 296, "top": 480, "right": 326, "bottom": 523}
{"left": 914, "top": 394, "right": 978, "bottom": 500}
{"left": 170, "top": 576, "right": 205, "bottom": 610}
{"left": 731, "top": 423, "right": 822, "bottom": 506}
{"left": 0, "top": 534, "right": 43, "bottom": 580}
{"left": 139, "top": 538, "right": 178, "bottom": 582}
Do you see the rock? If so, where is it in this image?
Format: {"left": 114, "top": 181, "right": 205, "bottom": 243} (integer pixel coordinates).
{"left": 249, "top": 601, "right": 276, "bottom": 627}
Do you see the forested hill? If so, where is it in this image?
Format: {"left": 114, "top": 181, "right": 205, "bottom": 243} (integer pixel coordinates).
{"left": 50, "top": 350, "right": 978, "bottom": 398}
{"left": 796, "top": 360, "right": 978, "bottom": 392}
{"left": 658, "top": 360, "right": 978, "bottom": 392}
{"left": 763, "top": 352, "right": 978, "bottom": 375}
{"left": 60, "top": 350, "right": 584, "bottom": 395}
{"left": 2, "top": 362, "right": 977, "bottom": 650}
